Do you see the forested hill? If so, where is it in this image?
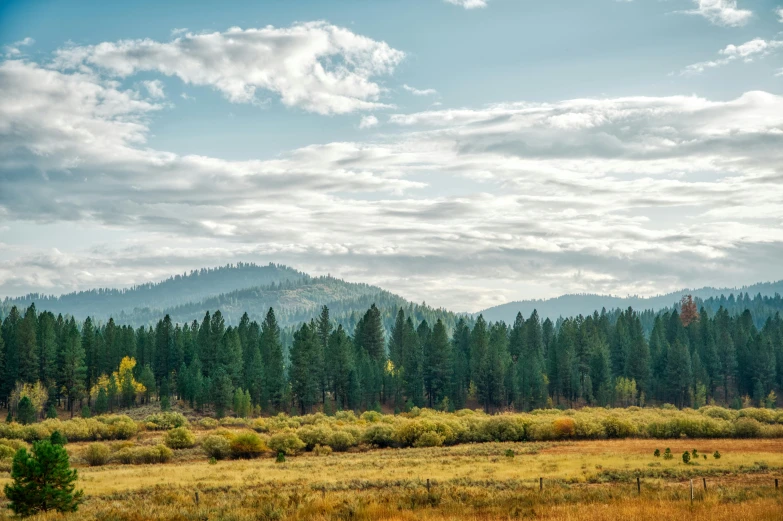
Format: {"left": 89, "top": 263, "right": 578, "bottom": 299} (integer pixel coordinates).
{"left": 2, "top": 263, "right": 307, "bottom": 321}
{"left": 479, "top": 281, "right": 783, "bottom": 324}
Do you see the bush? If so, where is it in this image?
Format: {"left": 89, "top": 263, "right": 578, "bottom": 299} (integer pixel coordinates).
{"left": 682, "top": 451, "right": 691, "bottom": 464}
{"left": 276, "top": 452, "right": 286, "bottom": 463}
{"left": 84, "top": 444, "right": 110, "bottom": 466}
{"left": 362, "top": 424, "right": 396, "bottom": 448}
{"left": 201, "top": 435, "right": 231, "bottom": 460}
{"left": 414, "top": 431, "right": 445, "bottom": 448}
{"left": 230, "top": 432, "right": 267, "bottom": 459}
{"left": 0, "top": 445, "right": 16, "bottom": 460}
{"left": 734, "top": 417, "right": 762, "bottom": 438}
{"left": 714, "top": 450, "right": 721, "bottom": 459}
{"left": 663, "top": 448, "right": 673, "bottom": 460}
{"left": 653, "top": 449, "right": 660, "bottom": 457}
{"left": 268, "top": 430, "right": 305, "bottom": 456}
{"left": 327, "top": 430, "right": 356, "bottom": 452}
{"left": 112, "top": 444, "right": 172, "bottom": 465}
{"left": 552, "top": 417, "right": 576, "bottom": 438}
{"left": 312, "top": 444, "right": 332, "bottom": 456}
{"left": 143, "top": 412, "right": 189, "bottom": 430}
{"left": 164, "top": 427, "right": 196, "bottom": 449}
{"left": 199, "top": 418, "right": 219, "bottom": 430}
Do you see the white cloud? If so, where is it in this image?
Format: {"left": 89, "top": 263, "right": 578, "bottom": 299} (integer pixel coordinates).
{"left": 3, "top": 58, "right": 783, "bottom": 309}
{"left": 403, "top": 84, "right": 438, "bottom": 96}
{"left": 359, "top": 115, "right": 379, "bottom": 129}
{"left": 682, "top": 0, "right": 752, "bottom": 27}
{"left": 171, "top": 28, "right": 188, "bottom": 36}
{"left": 777, "top": 7, "right": 783, "bottom": 22}
{"left": 53, "top": 22, "right": 405, "bottom": 115}
{"left": 142, "top": 79, "right": 165, "bottom": 98}
{"left": 681, "top": 38, "right": 783, "bottom": 74}
{"left": 4, "top": 37, "right": 34, "bottom": 57}
{"left": 444, "top": 0, "right": 488, "bottom": 9}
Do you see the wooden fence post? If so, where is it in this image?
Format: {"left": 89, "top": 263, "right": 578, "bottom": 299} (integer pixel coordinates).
{"left": 703, "top": 477, "right": 707, "bottom": 491}
{"left": 776, "top": 478, "right": 779, "bottom": 490}
{"left": 195, "top": 491, "right": 199, "bottom": 506}
{"left": 690, "top": 480, "right": 694, "bottom": 504}
{"left": 637, "top": 476, "right": 640, "bottom": 495}
{"left": 539, "top": 477, "right": 543, "bottom": 492}
{"left": 426, "top": 479, "right": 431, "bottom": 493}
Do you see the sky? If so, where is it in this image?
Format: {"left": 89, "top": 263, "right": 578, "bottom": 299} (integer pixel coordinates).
{"left": 1, "top": 0, "right": 782, "bottom": 313}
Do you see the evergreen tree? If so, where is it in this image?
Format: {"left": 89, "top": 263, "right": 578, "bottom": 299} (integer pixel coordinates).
{"left": 59, "top": 319, "right": 86, "bottom": 418}
{"left": 16, "top": 396, "right": 37, "bottom": 425}
{"left": 289, "top": 321, "right": 320, "bottom": 414}
{"left": 424, "top": 319, "right": 450, "bottom": 408}
{"left": 4, "top": 440, "right": 84, "bottom": 516}
{"left": 17, "top": 305, "right": 39, "bottom": 384}
{"left": 260, "top": 308, "right": 285, "bottom": 412}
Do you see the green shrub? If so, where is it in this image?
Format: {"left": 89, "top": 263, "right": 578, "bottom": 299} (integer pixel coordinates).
{"left": 414, "top": 431, "right": 445, "bottom": 448}
{"left": 201, "top": 435, "right": 231, "bottom": 460}
{"left": 663, "top": 448, "right": 673, "bottom": 460}
{"left": 327, "top": 430, "right": 356, "bottom": 452}
{"left": 164, "top": 427, "right": 196, "bottom": 449}
{"left": 653, "top": 449, "right": 660, "bottom": 457}
{"left": 230, "top": 432, "right": 267, "bottom": 459}
{"left": 198, "top": 418, "right": 219, "bottom": 430}
{"left": 49, "top": 431, "right": 67, "bottom": 446}
{"left": 298, "top": 425, "right": 332, "bottom": 450}
{"left": 276, "top": 452, "right": 286, "bottom": 463}
{"left": 734, "top": 417, "right": 762, "bottom": 438}
{"left": 84, "top": 444, "right": 110, "bottom": 466}
{"left": 268, "top": 430, "right": 305, "bottom": 456}
{"left": 682, "top": 451, "right": 691, "bottom": 464}
{"left": 112, "top": 444, "right": 172, "bottom": 465}
{"left": 0, "top": 445, "right": 16, "bottom": 460}
{"left": 504, "top": 449, "right": 515, "bottom": 458}
{"left": 714, "top": 450, "right": 721, "bottom": 459}
{"left": 362, "top": 424, "right": 395, "bottom": 448}
{"left": 143, "top": 412, "right": 189, "bottom": 430}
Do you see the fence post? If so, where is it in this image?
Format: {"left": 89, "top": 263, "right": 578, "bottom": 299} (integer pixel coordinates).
{"left": 703, "top": 478, "right": 707, "bottom": 491}
{"left": 195, "top": 491, "right": 199, "bottom": 506}
{"left": 690, "top": 480, "right": 694, "bottom": 504}
{"left": 637, "top": 476, "right": 640, "bottom": 495}
{"left": 776, "top": 478, "right": 779, "bottom": 490}
{"left": 539, "top": 477, "right": 543, "bottom": 492}
{"left": 426, "top": 479, "right": 431, "bottom": 493}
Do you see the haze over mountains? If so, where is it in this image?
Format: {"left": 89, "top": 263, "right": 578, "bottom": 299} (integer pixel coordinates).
{"left": 3, "top": 263, "right": 781, "bottom": 329}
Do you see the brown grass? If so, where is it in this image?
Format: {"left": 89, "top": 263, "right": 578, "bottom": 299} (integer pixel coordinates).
{"left": 2, "top": 438, "right": 783, "bottom": 520}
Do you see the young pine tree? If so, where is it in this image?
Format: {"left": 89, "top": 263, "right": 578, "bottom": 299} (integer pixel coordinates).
{"left": 4, "top": 440, "right": 84, "bottom": 516}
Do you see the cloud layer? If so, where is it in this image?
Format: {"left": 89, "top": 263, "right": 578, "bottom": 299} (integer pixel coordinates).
{"left": 53, "top": 23, "right": 405, "bottom": 114}
{"left": 2, "top": 42, "right": 783, "bottom": 310}
{"left": 684, "top": 0, "right": 752, "bottom": 27}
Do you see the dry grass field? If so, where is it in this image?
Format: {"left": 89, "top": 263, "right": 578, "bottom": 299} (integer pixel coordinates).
{"left": 2, "top": 435, "right": 782, "bottom": 520}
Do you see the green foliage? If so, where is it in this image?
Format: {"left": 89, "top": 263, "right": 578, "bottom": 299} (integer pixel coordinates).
{"left": 268, "top": 430, "right": 305, "bottom": 456}
{"left": 80, "top": 406, "right": 91, "bottom": 418}
{"left": 4, "top": 440, "right": 84, "bottom": 516}
{"left": 653, "top": 449, "right": 660, "bottom": 457}
{"left": 201, "top": 435, "right": 231, "bottom": 460}
{"left": 229, "top": 432, "right": 267, "bottom": 459}
{"left": 16, "top": 396, "right": 37, "bottom": 425}
{"left": 714, "top": 450, "right": 721, "bottom": 459}
{"left": 49, "top": 431, "right": 67, "bottom": 446}
{"left": 275, "top": 452, "right": 286, "bottom": 463}
{"left": 681, "top": 451, "right": 690, "bottom": 464}
{"left": 83, "top": 443, "right": 110, "bottom": 466}
{"left": 46, "top": 406, "right": 57, "bottom": 419}
{"left": 143, "top": 412, "right": 189, "bottom": 430}
{"left": 164, "top": 427, "right": 196, "bottom": 449}
{"left": 663, "top": 448, "right": 673, "bottom": 460}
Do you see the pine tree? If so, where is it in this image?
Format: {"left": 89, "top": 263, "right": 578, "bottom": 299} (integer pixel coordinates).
{"left": 59, "top": 319, "right": 86, "bottom": 418}
{"left": 17, "top": 305, "right": 39, "bottom": 384}
{"left": 424, "top": 319, "right": 450, "bottom": 408}
{"left": 4, "top": 440, "right": 84, "bottom": 516}
{"left": 211, "top": 366, "right": 234, "bottom": 418}
{"left": 16, "top": 396, "right": 37, "bottom": 425}
{"left": 402, "top": 317, "right": 423, "bottom": 407}
{"left": 328, "top": 325, "right": 354, "bottom": 409}
{"left": 260, "top": 308, "right": 284, "bottom": 412}
{"left": 289, "top": 322, "right": 320, "bottom": 414}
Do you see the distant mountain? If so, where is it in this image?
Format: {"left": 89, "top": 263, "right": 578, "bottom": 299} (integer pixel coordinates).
{"left": 1, "top": 263, "right": 468, "bottom": 334}
{"left": 2, "top": 263, "right": 306, "bottom": 321}
{"left": 478, "top": 281, "right": 783, "bottom": 324}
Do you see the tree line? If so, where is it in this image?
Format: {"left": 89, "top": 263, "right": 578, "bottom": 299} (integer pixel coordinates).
{"left": 1, "top": 295, "right": 782, "bottom": 418}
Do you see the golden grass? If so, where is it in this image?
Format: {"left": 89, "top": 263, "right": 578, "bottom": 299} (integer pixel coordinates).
{"left": 2, "top": 438, "right": 783, "bottom": 520}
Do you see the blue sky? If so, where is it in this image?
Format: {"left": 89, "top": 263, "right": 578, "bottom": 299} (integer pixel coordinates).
{"left": 1, "top": 0, "right": 782, "bottom": 311}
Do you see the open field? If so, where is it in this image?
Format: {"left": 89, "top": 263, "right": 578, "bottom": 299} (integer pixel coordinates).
{"left": 2, "top": 437, "right": 783, "bottom": 520}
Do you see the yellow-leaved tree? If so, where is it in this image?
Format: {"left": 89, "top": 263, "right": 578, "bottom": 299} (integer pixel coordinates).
{"left": 90, "top": 357, "right": 146, "bottom": 410}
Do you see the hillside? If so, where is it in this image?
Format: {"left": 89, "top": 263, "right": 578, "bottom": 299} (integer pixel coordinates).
{"left": 1, "top": 263, "right": 306, "bottom": 321}
{"left": 478, "top": 280, "right": 783, "bottom": 324}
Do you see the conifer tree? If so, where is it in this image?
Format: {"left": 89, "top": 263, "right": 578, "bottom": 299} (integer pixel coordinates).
{"left": 4, "top": 440, "right": 84, "bottom": 516}
{"left": 424, "top": 319, "right": 450, "bottom": 408}
{"left": 260, "top": 308, "right": 285, "bottom": 412}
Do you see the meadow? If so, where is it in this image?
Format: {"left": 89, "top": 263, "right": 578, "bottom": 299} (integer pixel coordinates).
{"left": 2, "top": 406, "right": 783, "bottom": 519}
